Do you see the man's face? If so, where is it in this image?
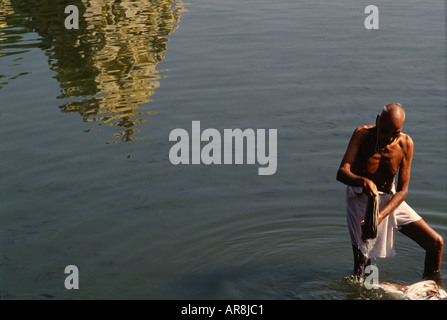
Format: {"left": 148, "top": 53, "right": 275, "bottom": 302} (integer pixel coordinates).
{"left": 378, "top": 114, "right": 404, "bottom": 147}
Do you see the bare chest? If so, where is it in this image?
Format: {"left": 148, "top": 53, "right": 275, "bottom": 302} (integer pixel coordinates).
{"left": 365, "top": 146, "right": 403, "bottom": 176}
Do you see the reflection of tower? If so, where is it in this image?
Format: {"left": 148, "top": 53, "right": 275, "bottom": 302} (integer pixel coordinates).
{"left": 0, "top": 0, "right": 33, "bottom": 89}
{"left": 6, "top": 0, "right": 188, "bottom": 143}
{"left": 64, "top": 0, "right": 188, "bottom": 143}
{"left": 66, "top": 0, "right": 187, "bottom": 143}
{"left": 0, "top": 0, "right": 14, "bottom": 31}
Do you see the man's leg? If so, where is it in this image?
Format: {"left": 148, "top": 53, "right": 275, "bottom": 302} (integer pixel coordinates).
{"left": 399, "top": 219, "right": 444, "bottom": 280}
{"left": 352, "top": 245, "right": 371, "bottom": 277}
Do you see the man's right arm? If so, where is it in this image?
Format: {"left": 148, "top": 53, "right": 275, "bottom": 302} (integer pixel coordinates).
{"left": 336, "top": 127, "right": 378, "bottom": 197}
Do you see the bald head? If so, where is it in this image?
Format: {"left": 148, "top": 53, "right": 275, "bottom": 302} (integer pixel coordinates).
{"left": 381, "top": 103, "right": 405, "bottom": 123}
{"left": 376, "top": 103, "right": 405, "bottom": 147}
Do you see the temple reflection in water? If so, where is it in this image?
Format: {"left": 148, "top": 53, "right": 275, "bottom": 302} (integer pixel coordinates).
{"left": 2, "top": 0, "right": 188, "bottom": 143}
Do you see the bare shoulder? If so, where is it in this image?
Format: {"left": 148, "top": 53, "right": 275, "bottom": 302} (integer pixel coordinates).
{"left": 398, "top": 133, "right": 414, "bottom": 154}
{"left": 352, "top": 124, "right": 374, "bottom": 140}
{"left": 354, "top": 124, "right": 375, "bottom": 132}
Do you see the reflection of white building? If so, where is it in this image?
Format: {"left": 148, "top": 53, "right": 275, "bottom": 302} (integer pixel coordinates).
{"left": 0, "top": 0, "right": 187, "bottom": 142}
{"left": 0, "top": 0, "right": 14, "bottom": 43}
{"left": 66, "top": 0, "right": 188, "bottom": 142}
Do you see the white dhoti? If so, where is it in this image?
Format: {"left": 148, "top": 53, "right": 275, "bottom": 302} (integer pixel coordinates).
{"left": 346, "top": 186, "right": 421, "bottom": 259}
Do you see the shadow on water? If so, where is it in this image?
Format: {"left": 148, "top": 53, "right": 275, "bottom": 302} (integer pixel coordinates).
{"left": 161, "top": 265, "right": 317, "bottom": 300}
{"left": 169, "top": 252, "right": 446, "bottom": 300}
{"left": 159, "top": 264, "right": 402, "bottom": 300}
{"left": 0, "top": 0, "right": 188, "bottom": 143}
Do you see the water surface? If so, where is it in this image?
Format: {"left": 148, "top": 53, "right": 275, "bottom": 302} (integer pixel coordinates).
{"left": 0, "top": 0, "right": 445, "bottom": 299}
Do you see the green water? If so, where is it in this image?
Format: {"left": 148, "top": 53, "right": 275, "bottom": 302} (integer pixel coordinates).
{"left": 0, "top": 0, "right": 445, "bottom": 299}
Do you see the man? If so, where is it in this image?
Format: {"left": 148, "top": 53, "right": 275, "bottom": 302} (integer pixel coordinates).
{"left": 336, "top": 103, "right": 443, "bottom": 280}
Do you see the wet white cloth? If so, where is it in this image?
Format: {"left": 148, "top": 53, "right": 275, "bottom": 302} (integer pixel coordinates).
{"left": 377, "top": 280, "right": 447, "bottom": 300}
{"left": 346, "top": 186, "right": 421, "bottom": 258}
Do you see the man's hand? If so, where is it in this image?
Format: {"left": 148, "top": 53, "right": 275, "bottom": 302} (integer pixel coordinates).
{"left": 362, "top": 177, "right": 379, "bottom": 198}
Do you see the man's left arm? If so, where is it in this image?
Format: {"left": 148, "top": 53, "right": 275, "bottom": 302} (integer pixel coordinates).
{"left": 378, "top": 135, "right": 414, "bottom": 224}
